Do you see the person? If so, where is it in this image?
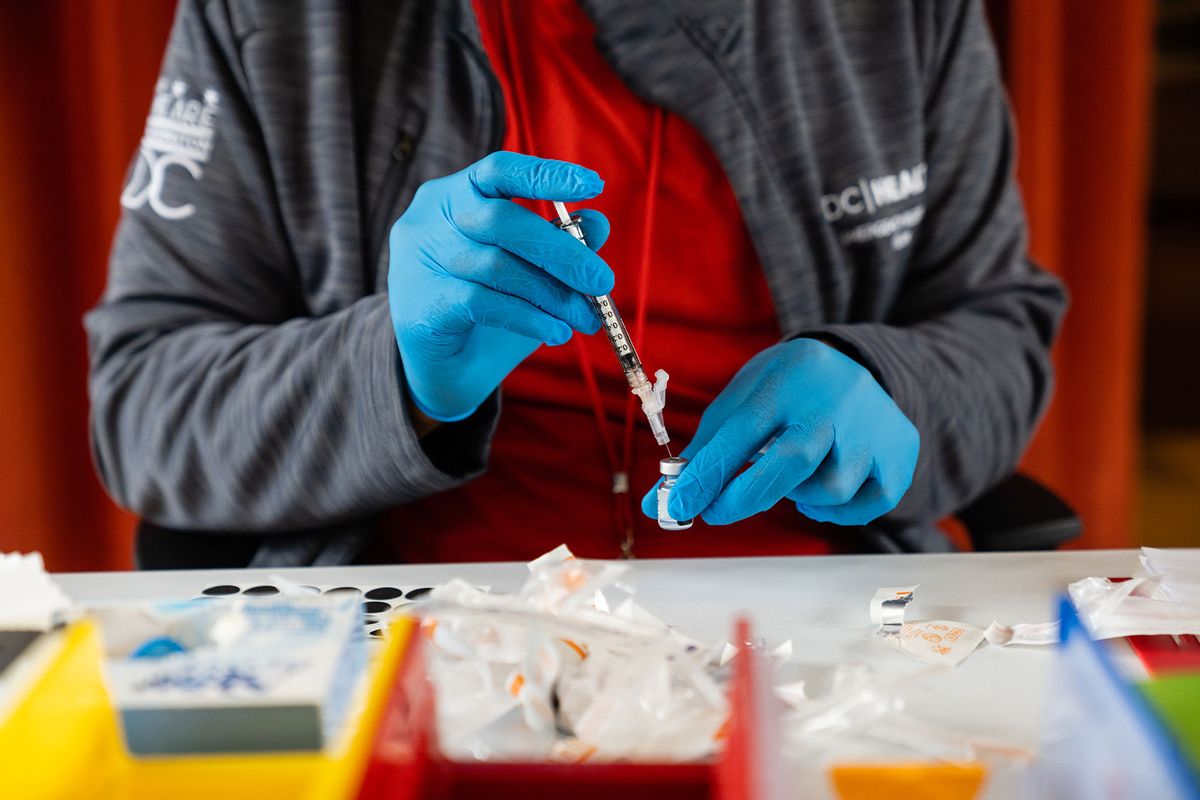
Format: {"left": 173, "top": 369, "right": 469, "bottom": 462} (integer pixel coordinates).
{"left": 86, "top": 0, "right": 1065, "bottom": 569}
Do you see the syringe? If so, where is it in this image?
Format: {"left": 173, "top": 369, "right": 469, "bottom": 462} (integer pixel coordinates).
{"left": 552, "top": 201, "right": 671, "bottom": 448}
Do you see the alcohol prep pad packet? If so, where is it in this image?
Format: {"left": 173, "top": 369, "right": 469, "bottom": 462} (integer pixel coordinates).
{"left": 891, "top": 620, "right": 986, "bottom": 667}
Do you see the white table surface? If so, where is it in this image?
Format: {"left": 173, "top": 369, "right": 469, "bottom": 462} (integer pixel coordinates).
{"left": 56, "top": 549, "right": 1142, "bottom": 750}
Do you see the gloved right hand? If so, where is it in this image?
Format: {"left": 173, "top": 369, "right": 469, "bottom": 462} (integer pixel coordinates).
{"left": 388, "top": 151, "right": 612, "bottom": 422}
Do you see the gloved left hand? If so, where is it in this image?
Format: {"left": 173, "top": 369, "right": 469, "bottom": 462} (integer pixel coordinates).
{"left": 641, "top": 338, "right": 920, "bottom": 526}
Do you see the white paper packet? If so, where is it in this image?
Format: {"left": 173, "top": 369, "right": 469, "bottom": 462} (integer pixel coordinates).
{"left": 890, "top": 620, "right": 985, "bottom": 666}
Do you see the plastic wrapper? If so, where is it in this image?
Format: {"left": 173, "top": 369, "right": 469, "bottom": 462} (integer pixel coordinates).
{"left": 719, "top": 638, "right": 793, "bottom": 668}
{"left": 423, "top": 545, "right": 728, "bottom": 763}
{"left": 1068, "top": 575, "right": 1200, "bottom": 640}
{"left": 956, "top": 548, "right": 1200, "bottom": 650}
{"left": 775, "top": 663, "right": 1036, "bottom": 799}
{"left": 1138, "top": 547, "right": 1200, "bottom": 604}
{"left": 0, "top": 552, "right": 73, "bottom": 631}
{"left": 984, "top": 621, "right": 1060, "bottom": 647}
{"left": 1061, "top": 547, "right": 1200, "bottom": 640}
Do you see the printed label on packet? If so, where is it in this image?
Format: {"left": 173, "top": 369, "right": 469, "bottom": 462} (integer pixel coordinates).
{"left": 892, "top": 620, "right": 985, "bottom": 667}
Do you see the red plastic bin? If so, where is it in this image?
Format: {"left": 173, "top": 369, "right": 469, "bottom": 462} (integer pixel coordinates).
{"left": 357, "top": 618, "right": 774, "bottom": 800}
{"left": 1108, "top": 578, "right": 1200, "bottom": 676}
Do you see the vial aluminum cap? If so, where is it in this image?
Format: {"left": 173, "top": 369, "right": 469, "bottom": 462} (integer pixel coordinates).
{"left": 660, "top": 456, "right": 688, "bottom": 476}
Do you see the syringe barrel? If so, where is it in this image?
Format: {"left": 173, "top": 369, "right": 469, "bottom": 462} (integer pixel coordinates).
{"left": 590, "top": 293, "right": 643, "bottom": 375}
{"left": 555, "top": 215, "right": 645, "bottom": 375}
{"left": 554, "top": 207, "right": 671, "bottom": 447}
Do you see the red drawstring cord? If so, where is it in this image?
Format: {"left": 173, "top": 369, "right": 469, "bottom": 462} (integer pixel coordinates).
{"left": 497, "top": 2, "right": 665, "bottom": 557}
{"left": 622, "top": 108, "right": 665, "bottom": 502}
{"left": 574, "top": 341, "right": 623, "bottom": 477}
{"left": 575, "top": 108, "right": 665, "bottom": 558}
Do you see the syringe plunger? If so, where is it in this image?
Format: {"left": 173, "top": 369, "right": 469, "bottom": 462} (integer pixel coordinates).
{"left": 553, "top": 201, "right": 574, "bottom": 227}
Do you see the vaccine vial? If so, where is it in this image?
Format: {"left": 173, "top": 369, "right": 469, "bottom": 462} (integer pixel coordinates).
{"left": 657, "top": 457, "right": 693, "bottom": 531}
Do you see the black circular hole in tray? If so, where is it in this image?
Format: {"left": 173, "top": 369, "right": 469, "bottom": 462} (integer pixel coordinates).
{"left": 368, "top": 629, "right": 384, "bottom": 638}
{"left": 365, "top": 587, "right": 403, "bottom": 600}
{"left": 242, "top": 585, "right": 280, "bottom": 596}
{"left": 201, "top": 585, "right": 240, "bottom": 596}
{"left": 405, "top": 587, "right": 433, "bottom": 600}
{"left": 324, "top": 586, "right": 361, "bottom": 596}
{"left": 362, "top": 601, "right": 391, "bottom": 614}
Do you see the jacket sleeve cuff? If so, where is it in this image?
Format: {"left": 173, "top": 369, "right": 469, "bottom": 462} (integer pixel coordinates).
{"left": 791, "top": 323, "right": 930, "bottom": 453}
{"left": 363, "top": 297, "right": 499, "bottom": 494}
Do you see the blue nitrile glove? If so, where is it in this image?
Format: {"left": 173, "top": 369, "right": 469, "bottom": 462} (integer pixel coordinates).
{"left": 388, "top": 151, "right": 612, "bottom": 421}
{"left": 641, "top": 338, "right": 920, "bottom": 526}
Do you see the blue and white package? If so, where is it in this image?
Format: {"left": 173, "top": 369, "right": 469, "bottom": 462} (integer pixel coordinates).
{"left": 97, "top": 594, "right": 366, "bottom": 755}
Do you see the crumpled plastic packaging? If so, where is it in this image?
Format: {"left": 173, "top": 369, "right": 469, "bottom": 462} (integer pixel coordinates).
{"left": 1068, "top": 573, "right": 1200, "bottom": 640}
{"left": 1029, "top": 547, "right": 1200, "bottom": 641}
{"left": 423, "top": 544, "right": 730, "bottom": 763}
{"left": 983, "top": 621, "right": 1060, "bottom": 647}
{"left": 0, "top": 552, "right": 73, "bottom": 631}
{"left": 775, "top": 663, "right": 1035, "bottom": 799}
{"left": 1137, "top": 547, "right": 1200, "bottom": 604}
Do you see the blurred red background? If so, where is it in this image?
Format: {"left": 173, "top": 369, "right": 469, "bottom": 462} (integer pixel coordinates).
{"left": 0, "top": 1, "right": 1158, "bottom": 570}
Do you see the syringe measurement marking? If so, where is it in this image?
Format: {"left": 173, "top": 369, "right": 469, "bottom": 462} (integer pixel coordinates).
{"left": 595, "top": 296, "right": 632, "bottom": 356}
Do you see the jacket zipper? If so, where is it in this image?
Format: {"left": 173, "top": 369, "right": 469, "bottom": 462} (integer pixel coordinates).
{"left": 365, "top": 24, "right": 503, "bottom": 292}
{"left": 365, "top": 115, "right": 423, "bottom": 292}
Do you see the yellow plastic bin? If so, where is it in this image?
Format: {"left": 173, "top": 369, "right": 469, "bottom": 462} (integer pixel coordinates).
{"left": 0, "top": 621, "right": 126, "bottom": 800}
{"left": 1, "top": 616, "right": 415, "bottom": 800}
{"left": 116, "top": 615, "right": 414, "bottom": 800}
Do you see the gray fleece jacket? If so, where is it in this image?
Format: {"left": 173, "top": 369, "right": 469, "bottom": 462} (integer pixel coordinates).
{"left": 86, "top": 0, "right": 1066, "bottom": 566}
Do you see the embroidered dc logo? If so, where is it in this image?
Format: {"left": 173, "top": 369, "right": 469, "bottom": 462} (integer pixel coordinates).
{"left": 121, "top": 79, "right": 220, "bottom": 221}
